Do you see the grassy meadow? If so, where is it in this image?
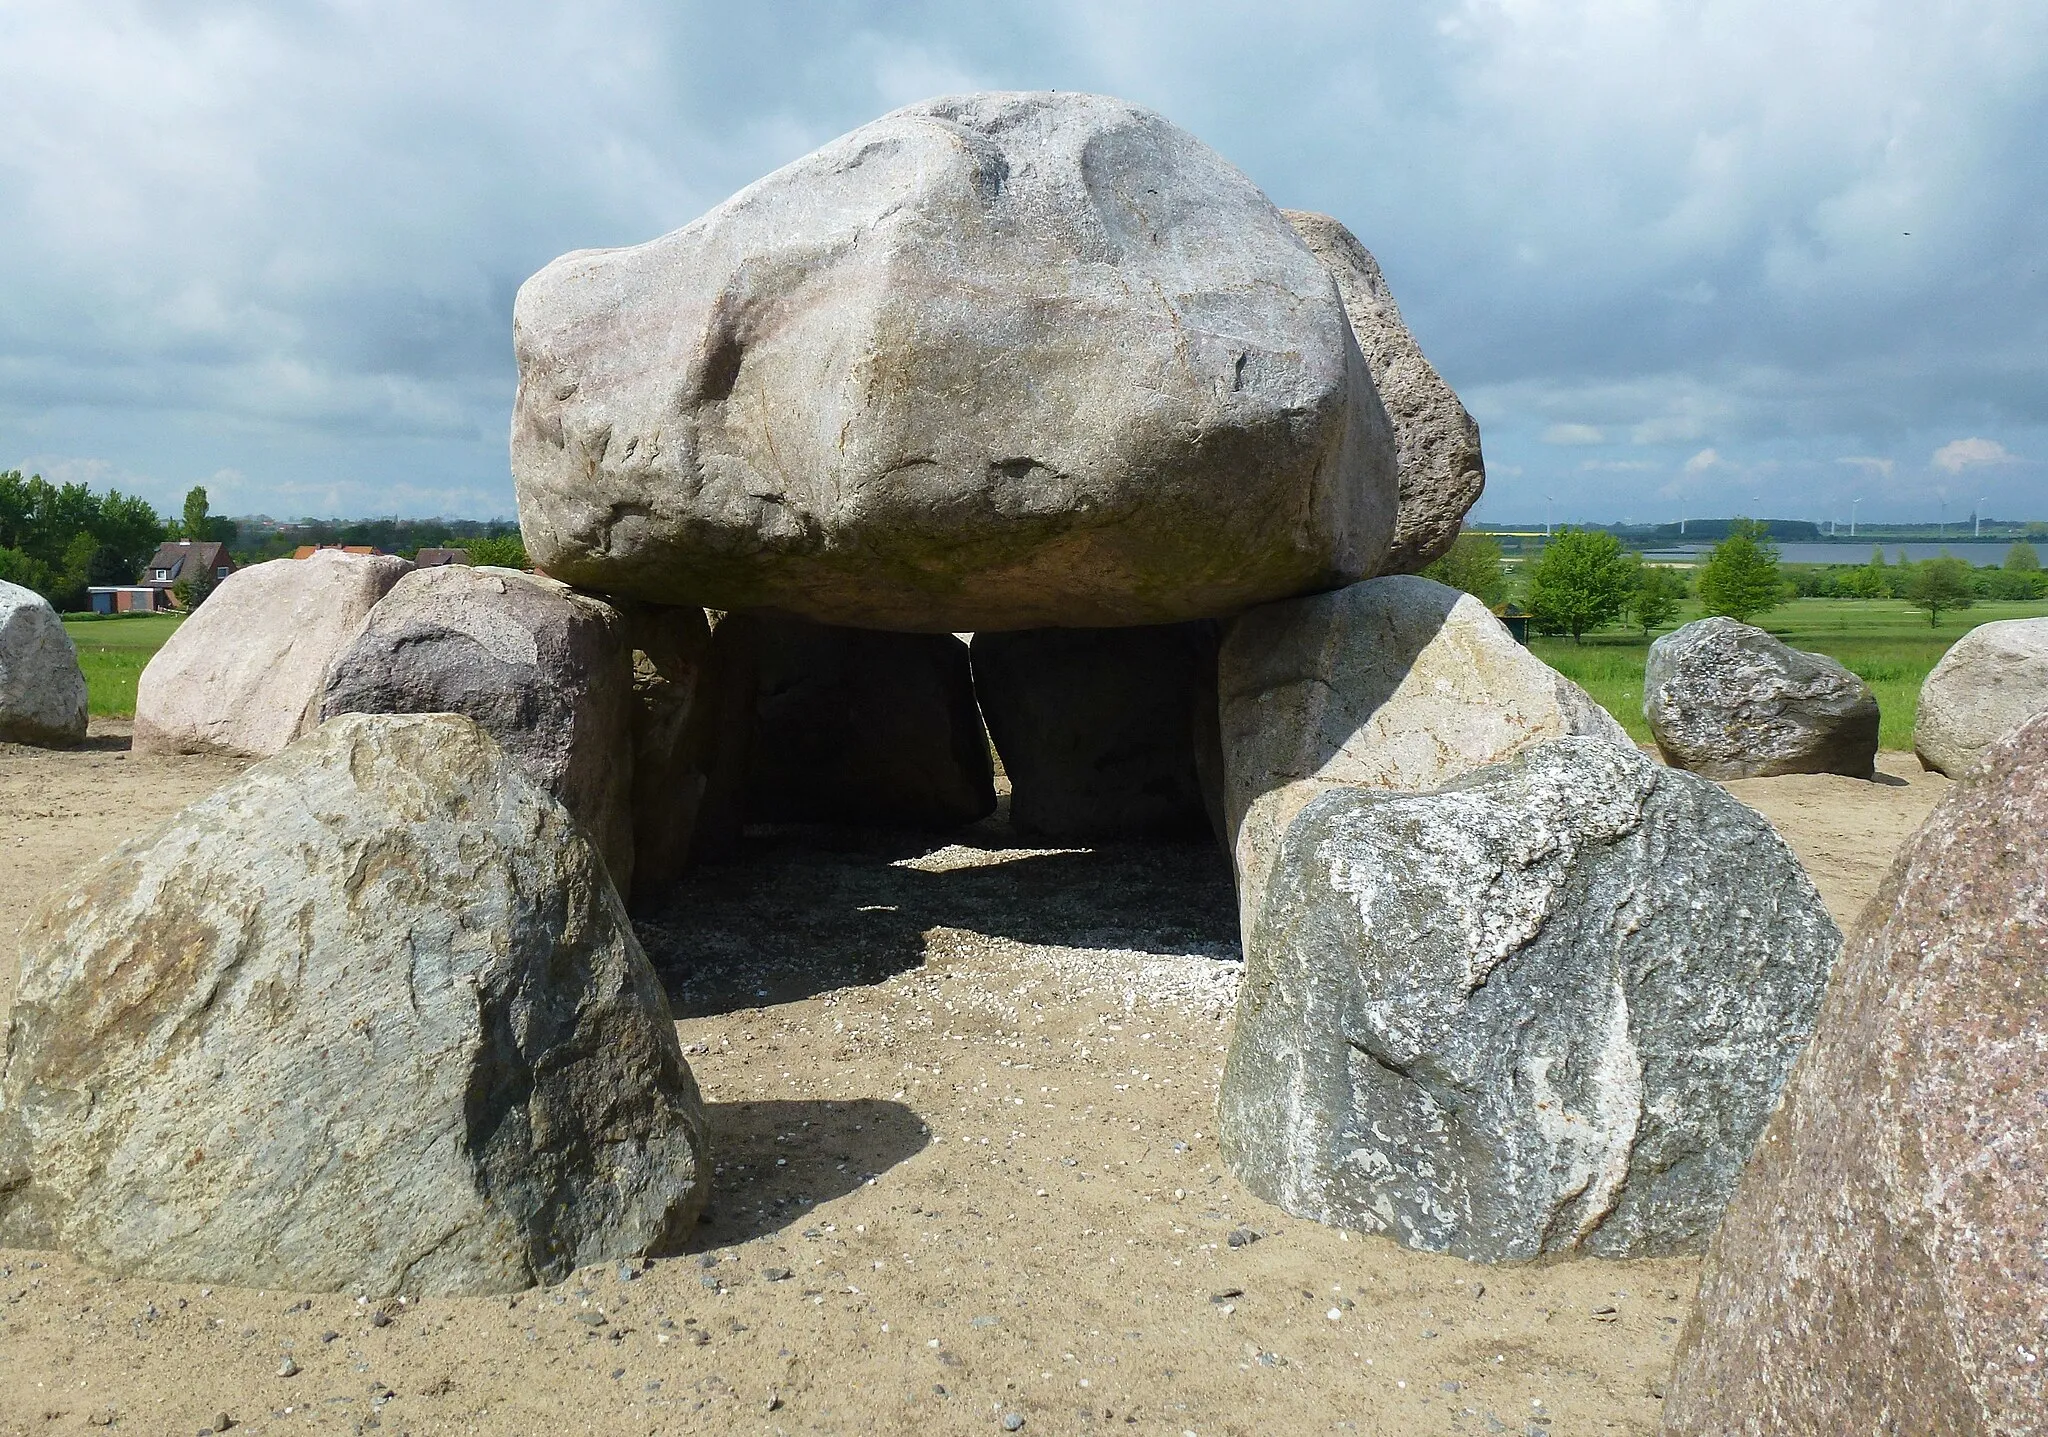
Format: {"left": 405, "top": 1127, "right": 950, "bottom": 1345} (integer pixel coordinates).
{"left": 50, "top": 595, "right": 2048, "bottom": 749}
{"left": 1535, "top": 597, "right": 2048, "bottom": 750}
{"left": 61, "top": 613, "right": 185, "bottom": 717}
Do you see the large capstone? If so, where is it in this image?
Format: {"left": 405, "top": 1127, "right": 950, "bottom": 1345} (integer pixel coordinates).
{"left": 510, "top": 91, "right": 1397, "bottom": 632}
{"left": 320, "top": 565, "right": 637, "bottom": 893}
{"left": 971, "top": 624, "right": 1215, "bottom": 840}
{"left": 1219, "top": 738, "right": 1841, "bottom": 1262}
{"left": 1218, "top": 575, "right": 1629, "bottom": 931}
{"left": 716, "top": 614, "right": 995, "bottom": 829}
{"left": 1283, "top": 212, "right": 1484, "bottom": 574}
{"left": 1913, "top": 615, "right": 2048, "bottom": 777}
{"left": 0, "top": 580, "right": 87, "bottom": 746}
{"left": 134, "top": 551, "right": 414, "bottom": 758}
{"left": 1662, "top": 713, "right": 2048, "bottom": 1436}
{"left": 1644, "top": 616, "right": 1879, "bottom": 779}
{"left": 0, "top": 713, "right": 708, "bottom": 1297}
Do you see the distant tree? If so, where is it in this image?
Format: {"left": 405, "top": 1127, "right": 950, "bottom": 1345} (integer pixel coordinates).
{"left": 464, "top": 534, "right": 530, "bottom": 569}
{"left": 1834, "top": 563, "right": 1886, "bottom": 600}
{"left": 178, "top": 485, "right": 233, "bottom": 543}
{"left": 1528, "top": 528, "right": 1635, "bottom": 641}
{"left": 172, "top": 566, "right": 220, "bottom": 613}
{"left": 1629, "top": 561, "right": 1688, "bottom": 636}
{"left": 1420, "top": 531, "right": 1508, "bottom": 608}
{"left": 0, "top": 545, "right": 53, "bottom": 595}
{"left": 1695, "top": 518, "right": 1785, "bottom": 623}
{"left": 0, "top": 469, "right": 164, "bottom": 609}
{"left": 1905, "top": 555, "right": 1975, "bottom": 627}
{"left": 2007, "top": 541, "right": 2042, "bottom": 573}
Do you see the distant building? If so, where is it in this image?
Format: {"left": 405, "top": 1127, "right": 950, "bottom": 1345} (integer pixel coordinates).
{"left": 1495, "top": 602, "right": 1532, "bottom": 644}
{"left": 88, "top": 540, "right": 235, "bottom": 613}
{"left": 291, "top": 544, "right": 382, "bottom": 559}
{"left": 413, "top": 547, "right": 471, "bottom": 567}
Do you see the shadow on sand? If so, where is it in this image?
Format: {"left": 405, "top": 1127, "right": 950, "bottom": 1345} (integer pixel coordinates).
{"left": 684, "top": 1097, "right": 930, "bottom": 1249}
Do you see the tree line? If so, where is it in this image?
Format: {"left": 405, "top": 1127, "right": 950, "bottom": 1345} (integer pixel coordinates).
{"left": 1422, "top": 521, "right": 2046, "bottom": 640}
{"left": 0, "top": 471, "right": 529, "bottom": 611}
{"left": 0, "top": 471, "right": 168, "bottom": 612}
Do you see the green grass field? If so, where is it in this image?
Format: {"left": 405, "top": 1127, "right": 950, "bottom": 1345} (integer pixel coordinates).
{"left": 61, "top": 613, "right": 185, "bottom": 717}
{"left": 51, "top": 595, "right": 2048, "bottom": 747}
{"left": 1534, "top": 598, "right": 2048, "bottom": 750}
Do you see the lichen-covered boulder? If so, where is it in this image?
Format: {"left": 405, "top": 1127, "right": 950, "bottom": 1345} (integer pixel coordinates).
{"left": 971, "top": 623, "right": 1215, "bottom": 840}
{"left": 1219, "top": 575, "right": 1629, "bottom": 929}
{"left": 0, "top": 713, "right": 708, "bottom": 1296}
{"left": 321, "top": 565, "right": 636, "bottom": 893}
{"left": 1645, "top": 617, "right": 1879, "bottom": 779}
{"left": 719, "top": 614, "right": 995, "bottom": 829}
{"left": 0, "top": 580, "right": 87, "bottom": 746}
{"left": 1219, "top": 738, "right": 1841, "bottom": 1262}
{"left": 133, "top": 551, "right": 413, "bottom": 757}
{"left": 1661, "top": 713, "right": 2048, "bottom": 1436}
{"left": 1913, "top": 615, "right": 2048, "bottom": 777}
{"left": 1283, "top": 212, "right": 1484, "bottom": 574}
{"left": 511, "top": 91, "right": 1397, "bottom": 632}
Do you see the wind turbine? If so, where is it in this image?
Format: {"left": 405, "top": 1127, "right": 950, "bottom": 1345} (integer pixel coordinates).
{"left": 1851, "top": 497, "right": 1861, "bottom": 537}
{"left": 1976, "top": 498, "right": 1987, "bottom": 538}
{"left": 1545, "top": 494, "right": 1555, "bottom": 538}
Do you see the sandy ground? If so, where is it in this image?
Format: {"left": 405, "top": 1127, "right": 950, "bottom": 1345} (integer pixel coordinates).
{"left": 0, "top": 729, "right": 1948, "bottom": 1437}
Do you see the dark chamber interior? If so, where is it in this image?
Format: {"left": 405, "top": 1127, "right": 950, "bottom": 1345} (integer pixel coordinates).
{"left": 631, "top": 615, "right": 1243, "bottom": 1020}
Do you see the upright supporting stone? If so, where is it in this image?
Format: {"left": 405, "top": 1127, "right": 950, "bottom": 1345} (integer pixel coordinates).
{"left": 1219, "top": 575, "right": 1628, "bottom": 930}
{"left": 718, "top": 614, "right": 995, "bottom": 830}
{"left": 1219, "top": 738, "right": 1841, "bottom": 1261}
{"left": 321, "top": 565, "right": 638, "bottom": 893}
{"left": 971, "top": 623, "right": 1215, "bottom": 841}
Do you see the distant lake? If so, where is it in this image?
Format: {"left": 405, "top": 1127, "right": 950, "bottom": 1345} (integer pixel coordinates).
{"left": 1640, "top": 541, "right": 2044, "bottom": 566}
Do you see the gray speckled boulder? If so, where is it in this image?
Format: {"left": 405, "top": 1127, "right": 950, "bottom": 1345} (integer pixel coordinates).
{"left": 971, "top": 623, "right": 1215, "bottom": 840}
{"left": 1283, "top": 212, "right": 1484, "bottom": 574}
{"left": 1645, "top": 617, "right": 1878, "bottom": 779}
{"left": 1219, "top": 738, "right": 1841, "bottom": 1262}
{"left": 1913, "top": 616, "right": 2048, "bottom": 777}
{"left": 321, "top": 565, "right": 637, "bottom": 893}
{"left": 0, "top": 580, "right": 87, "bottom": 746}
{"left": 1219, "top": 576, "right": 1630, "bottom": 933}
{"left": 511, "top": 91, "right": 1396, "bottom": 632}
{"left": 0, "top": 713, "right": 708, "bottom": 1296}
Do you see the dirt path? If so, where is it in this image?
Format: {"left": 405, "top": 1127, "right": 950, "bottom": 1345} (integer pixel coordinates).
{"left": 0, "top": 735, "right": 1948, "bottom": 1436}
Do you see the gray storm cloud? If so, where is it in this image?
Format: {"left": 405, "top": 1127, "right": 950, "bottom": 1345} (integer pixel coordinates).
{"left": 1, "top": 0, "right": 2042, "bottom": 522}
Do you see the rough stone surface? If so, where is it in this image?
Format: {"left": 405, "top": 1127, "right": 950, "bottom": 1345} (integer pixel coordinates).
{"left": 132, "top": 551, "right": 414, "bottom": 758}
{"left": 0, "top": 713, "right": 709, "bottom": 1296}
{"left": 721, "top": 614, "right": 995, "bottom": 829}
{"left": 1663, "top": 713, "right": 2048, "bottom": 1436}
{"left": 1219, "top": 738, "right": 1841, "bottom": 1262}
{"left": 971, "top": 623, "right": 1215, "bottom": 840}
{"left": 618, "top": 602, "right": 716, "bottom": 906}
{"left": 511, "top": 90, "right": 1397, "bottom": 632}
{"left": 320, "top": 565, "right": 637, "bottom": 893}
{"left": 1283, "top": 211, "right": 1484, "bottom": 574}
{"left": 1913, "top": 615, "right": 2048, "bottom": 777}
{"left": 1644, "top": 616, "right": 1879, "bottom": 779}
{"left": 0, "top": 580, "right": 87, "bottom": 746}
{"left": 1219, "top": 575, "right": 1630, "bottom": 928}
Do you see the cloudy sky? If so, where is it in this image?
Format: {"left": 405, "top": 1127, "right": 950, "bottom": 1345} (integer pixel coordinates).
{"left": 3, "top": 1, "right": 2043, "bottom": 526}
